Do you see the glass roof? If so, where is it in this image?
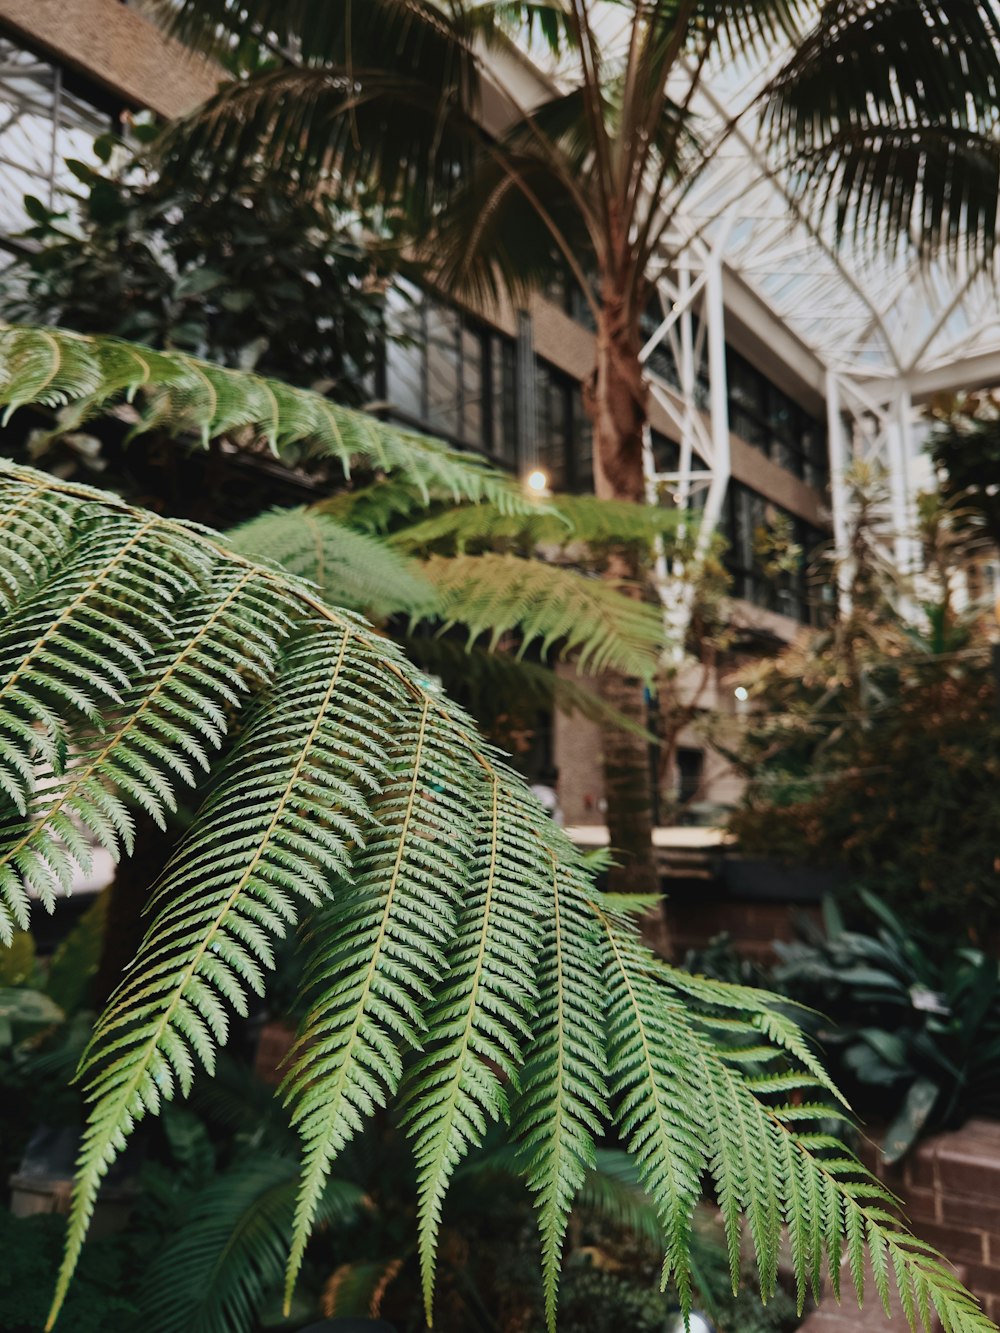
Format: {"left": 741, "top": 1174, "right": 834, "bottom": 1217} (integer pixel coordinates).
{"left": 526, "top": 7, "right": 1000, "bottom": 395}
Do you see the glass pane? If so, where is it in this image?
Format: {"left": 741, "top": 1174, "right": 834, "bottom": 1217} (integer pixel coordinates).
{"left": 461, "top": 326, "right": 484, "bottom": 447}
{"left": 492, "top": 336, "right": 518, "bottom": 466}
{"left": 425, "top": 303, "right": 460, "bottom": 437}
{"left": 536, "top": 363, "right": 567, "bottom": 491}
{"left": 383, "top": 285, "right": 424, "bottom": 421}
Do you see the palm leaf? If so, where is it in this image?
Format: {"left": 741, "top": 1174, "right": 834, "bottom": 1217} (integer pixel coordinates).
{"left": 139, "top": 1153, "right": 365, "bottom": 1333}
{"left": 0, "top": 457, "right": 991, "bottom": 1333}
{"left": 766, "top": 1, "right": 1000, "bottom": 261}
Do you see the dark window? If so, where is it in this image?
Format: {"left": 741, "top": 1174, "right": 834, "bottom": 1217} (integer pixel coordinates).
{"left": 719, "top": 481, "right": 829, "bottom": 625}
{"left": 533, "top": 358, "right": 595, "bottom": 494}
{"left": 491, "top": 334, "right": 518, "bottom": 466}
{"left": 676, "top": 747, "right": 704, "bottom": 806}
{"left": 382, "top": 284, "right": 518, "bottom": 464}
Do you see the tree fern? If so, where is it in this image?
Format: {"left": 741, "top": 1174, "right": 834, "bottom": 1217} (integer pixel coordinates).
{"left": 421, "top": 551, "right": 666, "bottom": 676}
{"left": 0, "top": 324, "right": 530, "bottom": 511}
{"left": 228, "top": 507, "right": 665, "bottom": 679}
{"left": 226, "top": 505, "right": 436, "bottom": 619}
{"left": 0, "top": 455, "right": 993, "bottom": 1333}
{"left": 389, "top": 490, "right": 686, "bottom": 554}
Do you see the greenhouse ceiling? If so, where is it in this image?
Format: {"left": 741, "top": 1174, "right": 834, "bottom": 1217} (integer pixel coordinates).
{"left": 527, "top": 8, "right": 1000, "bottom": 402}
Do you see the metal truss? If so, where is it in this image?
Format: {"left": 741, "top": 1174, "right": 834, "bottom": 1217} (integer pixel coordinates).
{"left": 637, "top": 44, "right": 1000, "bottom": 625}
{"left": 0, "top": 37, "right": 109, "bottom": 241}
{"left": 825, "top": 374, "right": 922, "bottom": 609}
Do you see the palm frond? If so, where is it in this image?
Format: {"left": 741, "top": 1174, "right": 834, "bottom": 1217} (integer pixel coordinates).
{"left": 0, "top": 460, "right": 992, "bottom": 1333}
{"left": 139, "top": 1153, "right": 365, "bottom": 1333}
{"left": 420, "top": 552, "right": 666, "bottom": 677}
{"left": 787, "top": 126, "right": 1000, "bottom": 263}
{"left": 0, "top": 325, "right": 529, "bottom": 510}
{"left": 226, "top": 505, "right": 436, "bottom": 619}
{"left": 766, "top": 0, "right": 1000, "bottom": 261}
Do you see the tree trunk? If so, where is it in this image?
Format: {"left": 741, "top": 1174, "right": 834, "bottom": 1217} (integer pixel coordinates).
{"left": 585, "top": 295, "right": 660, "bottom": 895}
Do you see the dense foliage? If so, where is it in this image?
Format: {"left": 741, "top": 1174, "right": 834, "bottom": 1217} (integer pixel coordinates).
{"left": 0, "top": 329, "right": 992, "bottom": 1333}
{"left": 776, "top": 895, "right": 1000, "bottom": 1162}
{"left": 719, "top": 474, "right": 1000, "bottom": 940}
{"left": 3, "top": 122, "right": 391, "bottom": 402}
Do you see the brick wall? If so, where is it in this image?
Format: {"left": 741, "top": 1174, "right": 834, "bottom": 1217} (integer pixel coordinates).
{"left": 867, "top": 1119, "right": 1000, "bottom": 1324}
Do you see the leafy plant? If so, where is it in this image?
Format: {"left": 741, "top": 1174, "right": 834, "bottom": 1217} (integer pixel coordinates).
{"left": 3, "top": 122, "right": 393, "bottom": 404}
{"left": 718, "top": 473, "right": 1000, "bottom": 939}
{"left": 774, "top": 893, "right": 1000, "bottom": 1163}
{"left": 0, "top": 332, "right": 994, "bottom": 1333}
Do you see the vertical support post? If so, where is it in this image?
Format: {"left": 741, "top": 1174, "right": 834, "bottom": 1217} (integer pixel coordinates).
{"left": 825, "top": 369, "right": 851, "bottom": 571}
{"left": 886, "top": 389, "right": 915, "bottom": 576}
{"left": 515, "top": 309, "right": 537, "bottom": 477}
{"left": 697, "top": 252, "right": 730, "bottom": 551}
{"left": 676, "top": 260, "right": 695, "bottom": 511}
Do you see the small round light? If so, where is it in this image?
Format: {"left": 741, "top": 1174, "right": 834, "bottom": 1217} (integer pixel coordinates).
{"left": 526, "top": 469, "right": 549, "bottom": 494}
{"left": 734, "top": 686, "right": 749, "bottom": 702}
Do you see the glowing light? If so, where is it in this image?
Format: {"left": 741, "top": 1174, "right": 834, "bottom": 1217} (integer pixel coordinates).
{"left": 734, "top": 686, "right": 749, "bottom": 702}
{"left": 525, "top": 469, "right": 549, "bottom": 494}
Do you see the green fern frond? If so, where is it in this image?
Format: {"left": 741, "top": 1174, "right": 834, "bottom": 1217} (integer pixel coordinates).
{"left": 402, "top": 635, "right": 658, "bottom": 739}
{"left": 139, "top": 1153, "right": 365, "bottom": 1333}
{"left": 511, "top": 846, "right": 608, "bottom": 1329}
{"left": 0, "top": 324, "right": 529, "bottom": 510}
{"left": 226, "top": 505, "right": 436, "bottom": 619}
{"left": 280, "top": 694, "right": 476, "bottom": 1306}
{"left": 420, "top": 552, "right": 666, "bottom": 677}
{"left": 594, "top": 897, "right": 705, "bottom": 1319}
{"left": 401, "top": 770, "right": 547, "bottom": 1323}
{"left": 228, "top": 509, "right": 665, "bottom": 682}
{"left": 391, "top": 491, "right": 685, "bottom": 554}
{"left": 0, "top": 459, "right": 993, "bottom": 1333}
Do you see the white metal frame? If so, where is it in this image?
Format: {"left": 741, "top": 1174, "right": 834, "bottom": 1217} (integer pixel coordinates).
{"left": 635, "top": 46, "right": 1000, "bottom": 631}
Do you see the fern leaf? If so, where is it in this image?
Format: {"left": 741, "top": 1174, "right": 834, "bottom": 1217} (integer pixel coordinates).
{"left": 51, "top": 621, "right": 406, "bottom": 1323}
{"left": 391, "top": 491, "right": 685, "bottom": 554}
{"left": 0, "top": 567, "right": 285, "bottom": 926}
{"left": 0, "top": 324, "right": 530, "bottom": 510}
{"left": 594, "top": 898, "right": 705, "bottom": 1320}
{"left": 420, "top": 551, "right": 666, "bottom": 677}
{"left": 511, "top": 845, "right": 608, "bottom": 1332}
{"left": 0, "top": 458, "right": 992, "bottom": 1333}
{"left": 227, "top": 505, "right": 435, "bottom": 619}
{"left": 401, "top": 772, "right": 546, "bottom": 1324}
{"left": 280, "top": 695, "right": 474, "bottom": 1306}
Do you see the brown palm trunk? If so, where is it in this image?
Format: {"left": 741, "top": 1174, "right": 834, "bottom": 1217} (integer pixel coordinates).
{"left": 585, "top": 294, "right": 660, "bottom": 896}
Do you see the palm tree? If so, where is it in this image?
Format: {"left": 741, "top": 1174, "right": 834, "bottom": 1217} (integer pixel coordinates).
{"left": 148, "top": 0, "right": 1000, "bottom": 890}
